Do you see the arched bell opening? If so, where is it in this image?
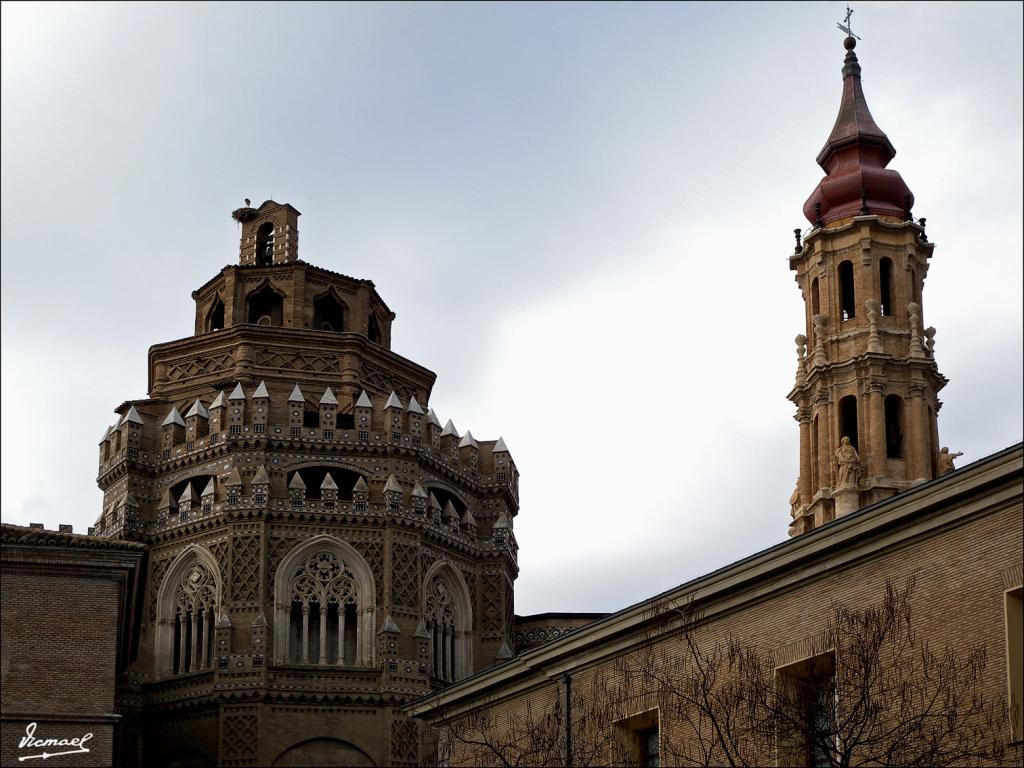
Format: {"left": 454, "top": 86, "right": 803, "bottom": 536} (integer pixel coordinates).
{"left": 247, "top": 284, "right": 284, "bottom": 326}
{"left": 313, "top": 293, "right": 345, "bottom": 332}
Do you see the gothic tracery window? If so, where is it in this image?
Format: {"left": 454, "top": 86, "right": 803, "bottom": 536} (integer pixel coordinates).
{"left": 172, "top": 562, "right": 218, "bottom": 674}
{"left": 424, "top": 570, "right": 471, "bottom": 682}
{"left": 287, "top": 550, "right": 360, "bottom": 665}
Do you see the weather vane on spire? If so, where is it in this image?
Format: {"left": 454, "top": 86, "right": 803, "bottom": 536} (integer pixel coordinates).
{"left": 837, "top": 4, "right": 861, "bottom": 41}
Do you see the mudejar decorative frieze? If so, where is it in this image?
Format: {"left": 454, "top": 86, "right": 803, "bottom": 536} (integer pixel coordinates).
{"left": 91, "top": 200, "right": 521, "bottom": 767}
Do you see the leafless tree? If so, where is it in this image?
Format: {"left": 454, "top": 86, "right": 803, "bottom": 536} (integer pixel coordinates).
{"left": 426, "top": 579, "right": 1007, "bottom": 767}
{"left": 618, "top": 577, "right": 1008, "bottom": 768}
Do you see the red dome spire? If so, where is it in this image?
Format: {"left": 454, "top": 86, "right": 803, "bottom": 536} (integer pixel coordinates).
{"left": 803, "top": 37, "right": 913, "bottom": 226}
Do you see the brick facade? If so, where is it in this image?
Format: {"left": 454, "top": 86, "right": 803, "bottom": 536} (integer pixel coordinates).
{"left": 0, "top": 526, "right": 144, "bottom": 767}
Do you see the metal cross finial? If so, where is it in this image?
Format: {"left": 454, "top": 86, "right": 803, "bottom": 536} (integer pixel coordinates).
{"left": 837, "top": 4, "right": 862, "bottom": 41}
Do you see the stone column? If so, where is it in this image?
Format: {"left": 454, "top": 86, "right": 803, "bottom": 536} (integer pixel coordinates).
{"left": 318, "top": 604, "right": 328, "bottom": 665}
{"left": 906, "top": 386, "right": 929, "bottom": 482}
{"left": 797, "top": 408, "right": 812, "bottom": 505}
{"left": 865, "top": 380, "right": 886, "bottom": 479}
{"left": 301, "top": 605, "right": 310, "bottom": 663}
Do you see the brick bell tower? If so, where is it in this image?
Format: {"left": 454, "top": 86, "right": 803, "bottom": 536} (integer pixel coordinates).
{"left": 94, "top": 199, "right": 520, "bottom": 767}
{"left": 787, "top": 36, "right": 948, "bottom": 536}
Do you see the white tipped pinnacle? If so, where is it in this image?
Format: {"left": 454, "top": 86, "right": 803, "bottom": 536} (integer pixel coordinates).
{"left": 225, "top": 468, "right": 242, "bottom": 486}
{"left": 289, "top": 383, "right": 305, "bottom": 402}
{"left": 493, "top": 436, "right": 510, "bottom": 453}
{"left": 162, "top": 407, "right": 185, "bottom": 428}
{"left": 428, "top": 492, "right": 442, "bottom": 510}
{"left": 185, "top": 399, "right": 209, "bottom": 419}
{"left": 252, "top": 465, "right": 270, "bottom": 485}
{"left": 459, "top": 431, "right": 478, "bottom": 449}
{"left": 494, "top": 510, "right": 510, "bottom": 529}
{"left": 384, "top": 391, "right": 403, "bottom": 409}
{"left": 440, "top": 419, "right": 459, "bottom": 438}
{"left": 411, "top": 481, "right": 428, "bottom": 499}
{"left": 320, "top": 387, "right": 338, "bottom": 406}
{"left": 253, "top": 381, "right": 270, "bottom": 399}
{"left": 201, "top": 478, "right": 216, "bottom": 497}
{"left": 321, "top": 472, "right": 338, "bottom": 490}
{"left": 414, "top": 619, "right": 430, "bottom": 639}
{"left": 289, "top": 472, "right": 306, "bottom": 490}
{"left": 443, "top": 500, "right": 459, "bottom": 521}
{"left": 383, "top": 474, "right": 403, "bottom": 494}
{"left": 427, "top": 409, "right": 441, "bottom": 427}
{"left": 99, "top": 426, "right": 112, "bottom": 444}
{"left": 407, "top": 396, "right": 424, "bottom": 414}
{"left": 379, "top": 614, "right": 400, "bottom": 634}
{"left": 461, "top": 507, "right": 477, "bottom": 527}
{"left": 228, "top": 383, "right": 246, "bottom": 400}
{"left": 355, "top": 390, "right": 373, "bottom": 408}
{"left": 159, "top": 488, "right": 178, "bottom": 509}
{"left": 495, "top": 640, "right": 514, "bottom": 660}
{"left": 123, "top": 406, "right": 144, "bottom": 425}
{"left": 179, "top": 484, "right": 195, "bottom": 504}
{"left": 210, "top": 391, "right": 225, "bottom": 409}
{"left": 353, "top": 476, "right": 369, "bottom": 493}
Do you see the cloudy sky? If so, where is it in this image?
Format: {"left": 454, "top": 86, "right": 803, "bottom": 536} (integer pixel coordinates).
{"left": 2, "top": 2, "right": 1021, "bottom": 614}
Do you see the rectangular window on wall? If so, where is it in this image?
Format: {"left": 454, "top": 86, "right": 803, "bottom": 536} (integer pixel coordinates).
{"left": 612, "top": 709, "right": 659, "bottom": 767}
{"left": 1007, "top": 587, "right": 1023, "bottom": 742}
{"left": 776, "top": 652, "right": 836, "bottom": 768}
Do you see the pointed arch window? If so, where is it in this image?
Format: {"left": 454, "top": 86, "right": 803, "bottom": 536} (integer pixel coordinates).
{"left": 423, "top": 564, "right": 473, "bottom": 682}
{"left": 206, "top": 297, "right": 225, "bottom": 332}
{"left": 313, "top": 293, "right": 345, "bottom": 332}
{"left": 273, "top": 536, "right": 376, "bottom": 667}
{"left": 247, "top": 284, "right": 284, "bottom": 326}
{"left": 155, "top": 547, "right": 222, "bottom": 678}
{"left": 287, "top": 551, "right": 359, "bottom": 664}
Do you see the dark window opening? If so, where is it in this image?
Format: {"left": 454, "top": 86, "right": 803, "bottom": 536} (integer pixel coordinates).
{"left": 811, "top": 277, "right": 820, "bottom": 316}
{"left": 256, "top": 222, "right": 274, "bottom": 266}
{"left": 777, "top": 654, "right": 836, "bottom": 768}
{"left": 285, "top": 467, "right": 363, "bottom": 501}
{"left": 884, "top": 395, "right": 904, "bottom": 459}
{"left": 313, "top": 294, "right": 345, "bottom": 332}
{"left": 640, "top": 728, "right": 660, "bottom": 768}
{"left": 206, "top": 298, "right": 225, "bottom": 332}
{"left": 303, "top": 409, "right": 319, "bottom": 429}
{"left": 838, "top": 395, "right": 859, "bottom": 451}
{"left": 910, "top": 267, "right": 921, "bottom": 306}
{"left": 247, "top": 284, "right": 284, "bottom": 326}
{"left": 427, "top": 487, "right": 466, "bottom": 515}
{"left": 838, "top": 261, "right": 856, "bottom": 321}
{"left": 368, "top": 314, "right": 381, "bottom": 344}
{"left": 879, "top": 258, "right": 893, "bottom": 316}
{"left": 338, "top": 413, "right": 355, "bottom": 429}
{"left": 169, "top": 475, "right": 217, "bottom": 506}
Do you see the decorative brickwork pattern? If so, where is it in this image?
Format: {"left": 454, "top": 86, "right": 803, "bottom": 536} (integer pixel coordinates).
{"left": 353, "top": 538, "right": 385, "bottom": 604}
{"left": 167, "top": 351, "right": 234, "bottom": 382}
{"left": 254, "top": 349, "right": 340, "bottom": 373}
{"left": 391, "top": 718, "right": 420, "bottom": 766}
{"left": 219, "top": 706, "right": 259, "bottom": 767}
{"left": 391, "top": 543, "right": 419, "bottom": 609}
{"left": 230, "top": 534, "right": 261, "bottom": 604}
{"left": 481, "top": 570, "right": 503, "bottom": 636}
